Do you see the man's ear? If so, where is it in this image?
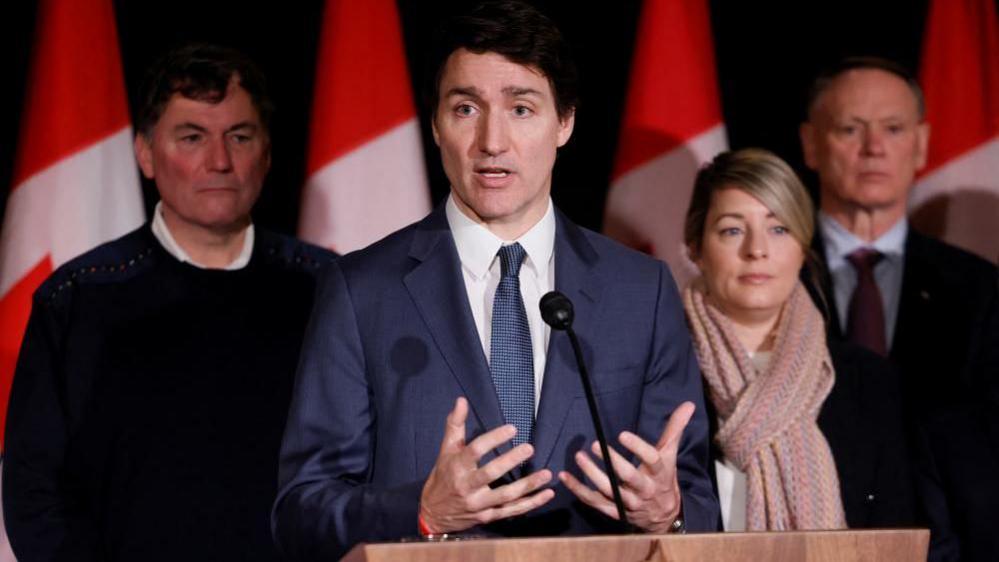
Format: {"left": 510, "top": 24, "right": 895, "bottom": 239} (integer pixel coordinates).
{"left": 431, "top": 114, "right": 441, "bottom": 147}
{"left": 134, "top": 133, "right": 155, "bottom": 179}
{"left": 262, "top": 137, "right": 273, "bottom": 174}
{"left": 799, "top": 122, "right": 819, "bottom": 171}
{"left": 557, "top": 108, "right": 576, "bottom": 148}
{"left": 914, "top": 121, "right": 930, "bottom": 171}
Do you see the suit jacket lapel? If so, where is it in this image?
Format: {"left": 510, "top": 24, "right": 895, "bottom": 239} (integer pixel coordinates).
{"left": 532, "top": 211, "right": 604, "bottom": 469}
{"left": 809, "top": 233, "right": 843, "bottom": 338}
{"left": 403, "top": 207, "right": 507, "bottom": 439}
{"left": 892, "top": 230, "right": 933, "bottom": 360}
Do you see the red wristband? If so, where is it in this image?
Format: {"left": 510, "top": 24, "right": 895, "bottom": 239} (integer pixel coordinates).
{"left": 418, "top": 512, "right": 435, "bottom": 537}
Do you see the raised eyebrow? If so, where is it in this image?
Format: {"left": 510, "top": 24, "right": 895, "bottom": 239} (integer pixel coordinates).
{"left": 444, "top": 86, "right": 482, "bottom": 100}
{"left": 712, "top": 212, "right": 745, "bottom": 224}
{"left": 503, "top": 86, "right": 543, "bottom": 98}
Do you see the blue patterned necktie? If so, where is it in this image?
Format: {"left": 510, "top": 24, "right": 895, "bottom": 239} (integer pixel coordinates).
{"left": 490, "top": 243, "right": 535, "bottom": 447}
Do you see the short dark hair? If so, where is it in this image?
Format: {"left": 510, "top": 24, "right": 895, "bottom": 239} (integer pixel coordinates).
{"left": 427, "top": 0, "right": 579, "bottom": 120}
{"left": 806, "top": 56, "right": 925, "bottom": 120}
{"left": 136, "top": 43, "right": 274, "bottom": 137}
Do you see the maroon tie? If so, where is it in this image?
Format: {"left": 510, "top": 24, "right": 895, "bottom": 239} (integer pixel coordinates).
{"left": 846, "top": 248, "right": 887, "bottom": 356}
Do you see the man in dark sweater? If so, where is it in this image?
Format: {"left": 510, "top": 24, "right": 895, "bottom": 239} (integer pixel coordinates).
{"left": 2, "top": 44, "right": 335, "bottom": 561}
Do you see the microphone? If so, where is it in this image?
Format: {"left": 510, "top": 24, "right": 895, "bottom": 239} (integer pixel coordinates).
{"left": 540, "top": 291, "right": 630, "bottom": 529}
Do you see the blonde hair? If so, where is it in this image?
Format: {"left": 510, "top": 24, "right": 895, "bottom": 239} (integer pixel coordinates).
{"left": 685, "top": 148, "right": 815, "bottom": 256}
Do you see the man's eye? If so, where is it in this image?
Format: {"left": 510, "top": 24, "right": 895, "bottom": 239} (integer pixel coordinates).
{"left": 230, "top": 134, "right": 252, "bottom": 144}
{"left": 455, "top": 104, "right": 476, "bottom": 117}
{"left": 512, "top": 105, "right": 533, "bottom": 117}
{"left": 837, "top": 125, "right": 858, "bottom": 135}
{"left": 886, "top": 124, "right": 905, "bottom": 134}
{"left": 180, "top": 134, "right": 202, "bottom": 143}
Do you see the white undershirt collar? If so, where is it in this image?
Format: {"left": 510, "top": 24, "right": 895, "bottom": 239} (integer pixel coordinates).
{"left": 151, "top": 201, "right": 254, "bottom": 271}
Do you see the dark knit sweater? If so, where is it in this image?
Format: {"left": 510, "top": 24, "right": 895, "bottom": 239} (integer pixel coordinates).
{"left": 2, "top": 224, "right": 335, "bottom": 561}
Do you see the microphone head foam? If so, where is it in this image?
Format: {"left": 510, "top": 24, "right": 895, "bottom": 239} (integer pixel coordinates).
{"left": 540, "top": 291, "right": 573, "bottom": 330}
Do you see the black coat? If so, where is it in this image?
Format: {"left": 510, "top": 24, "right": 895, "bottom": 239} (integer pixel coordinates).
{"left": 915, "top": 396, "right": 999, "bottom": 562}
{"left": 820, "top": 340, "right": 916, "bottom": 527}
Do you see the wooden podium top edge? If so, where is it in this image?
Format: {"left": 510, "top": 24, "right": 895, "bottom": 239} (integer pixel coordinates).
{"left": 355, "top": 527, "right": 929, "bottom": 550}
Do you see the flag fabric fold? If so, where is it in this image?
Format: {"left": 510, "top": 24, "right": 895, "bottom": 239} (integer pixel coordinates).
{"left": 299, "top": 0, "right": 431, "bottom": 254}
{"left": 0, "top": 0, "right": 144, "bottom": 447}
{"left": 1, "top": 0, "right": 143, "bottom": 557}
{"left": 604, "top": 0, "right": 728, "bottom": 289}
{"left": 910, "top": 0, "right": 999, "bottom": 263}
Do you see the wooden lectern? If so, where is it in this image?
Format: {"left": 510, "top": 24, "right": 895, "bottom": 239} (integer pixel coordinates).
{"left": 343, "top": 529, "right": 929, "bottom": 562}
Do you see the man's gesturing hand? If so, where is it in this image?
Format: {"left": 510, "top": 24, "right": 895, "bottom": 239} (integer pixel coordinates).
{"left": 419, "top": 397, "right": 555, "bottom": 534}
{"left": 558, "top": 401, "right": 696, "bottom": 533}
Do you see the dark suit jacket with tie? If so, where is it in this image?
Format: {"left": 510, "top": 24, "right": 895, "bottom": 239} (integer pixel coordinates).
{"left": 812, "top": 227, "right": 999, "bottom": 560}
{"left": 272, "top": 205, "right": 719, "bottom": 560}
{"left": 811, "top": 228, "right": 999, "bottom": 414}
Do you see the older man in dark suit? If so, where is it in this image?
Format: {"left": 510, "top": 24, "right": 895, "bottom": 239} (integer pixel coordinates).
{"left": 800, "top": 57, "right": 999, "bottom": 561}
{"left": 800, "top": 56, "right": 998, "bottom": 411}
{"left": 272, "top": 2, "right": 718, "bottom": 560}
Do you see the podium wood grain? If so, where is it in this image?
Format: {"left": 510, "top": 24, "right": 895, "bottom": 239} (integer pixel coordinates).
{"left": 343, "top": 529, "right": 929, "bottom": 562}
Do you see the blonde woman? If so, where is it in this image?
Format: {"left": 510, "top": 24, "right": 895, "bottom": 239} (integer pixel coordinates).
{"left": 682, "top": 148, "right": 914, "bottom": 531}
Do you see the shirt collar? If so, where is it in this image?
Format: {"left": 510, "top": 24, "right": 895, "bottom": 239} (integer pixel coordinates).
{"left": 151, "top": 201, "right": 255, "bottom": 270}
{"left": 818, "top": 211, "right": 907, "bottom": 269}
{"left": 445, "top": 194, "right": 555, "bottom": 280}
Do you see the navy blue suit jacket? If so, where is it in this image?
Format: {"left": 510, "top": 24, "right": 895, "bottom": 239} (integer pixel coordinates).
{"left": 272, "top": 206, "right": 718, "bottom": 559}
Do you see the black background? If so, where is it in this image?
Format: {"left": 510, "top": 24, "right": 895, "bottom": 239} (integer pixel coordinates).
{"left": 2, "top": 1, "right": 937, "bottom": 238}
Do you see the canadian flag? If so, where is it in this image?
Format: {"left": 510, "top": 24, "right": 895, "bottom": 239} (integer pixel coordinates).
{"left": 910, "top": 0, "right": 999, "bottom": 264}
{"left": 0, "top": 0, "right": 144, "bottom": 441}
{"left": 604, "top": 0, "right": 728, "bottom": 289}
{"left": 298, "top": 0, "right": 431, "bottom": 254}
{"left": 0, "top": 0, "right": 143, "bottom": 556}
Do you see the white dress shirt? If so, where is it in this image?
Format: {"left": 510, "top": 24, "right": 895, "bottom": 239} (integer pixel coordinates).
{"left": 818, "top": 212, "right": 907, "bottom": 348}
{"left": 445, "top": 195, "right": 556, "bottom": 413}
{"left": 151, "top": 201, "right": 254, "bottom": 271}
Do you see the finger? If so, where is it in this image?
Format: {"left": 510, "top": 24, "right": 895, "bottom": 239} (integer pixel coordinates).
{"left": 439, "top": 397, "right": 469, "bottom": 454}
{"left": 461, "top": 424, "right": 518, "bottom": 465}
{"left": 477, "top": 486, "right": 556, "bottom": 524}
{"left": 467, "top": 442, "right": 535, "bottom": 489}
{"left": 558, "top": 471, "right": 621, "bottom": 521}
{"left": 592, "top": 439, "right": 657, "bottom": 499}
{"left": 619, "top": 431, "right": 665, "bottom": 476}
{"left": 475, "top": 468, "right": 552, "bottom": 510}
{"left": 590, "top": 440, "right": 643, "bottom": 486}
{"left": 656, "top": 401, "right": 696, "bottom": 451}
{"left": 574, "top": 450, "right": 612, "bottom": 497}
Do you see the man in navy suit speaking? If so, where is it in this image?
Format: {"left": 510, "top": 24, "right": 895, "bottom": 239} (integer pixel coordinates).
{"left": 272, "top": 2, "right": 718, "bottom": 558}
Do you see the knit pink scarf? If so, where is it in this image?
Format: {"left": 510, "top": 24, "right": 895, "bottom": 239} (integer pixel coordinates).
{"left": 683, "top": 281, "right": 846, "bottom": 530}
